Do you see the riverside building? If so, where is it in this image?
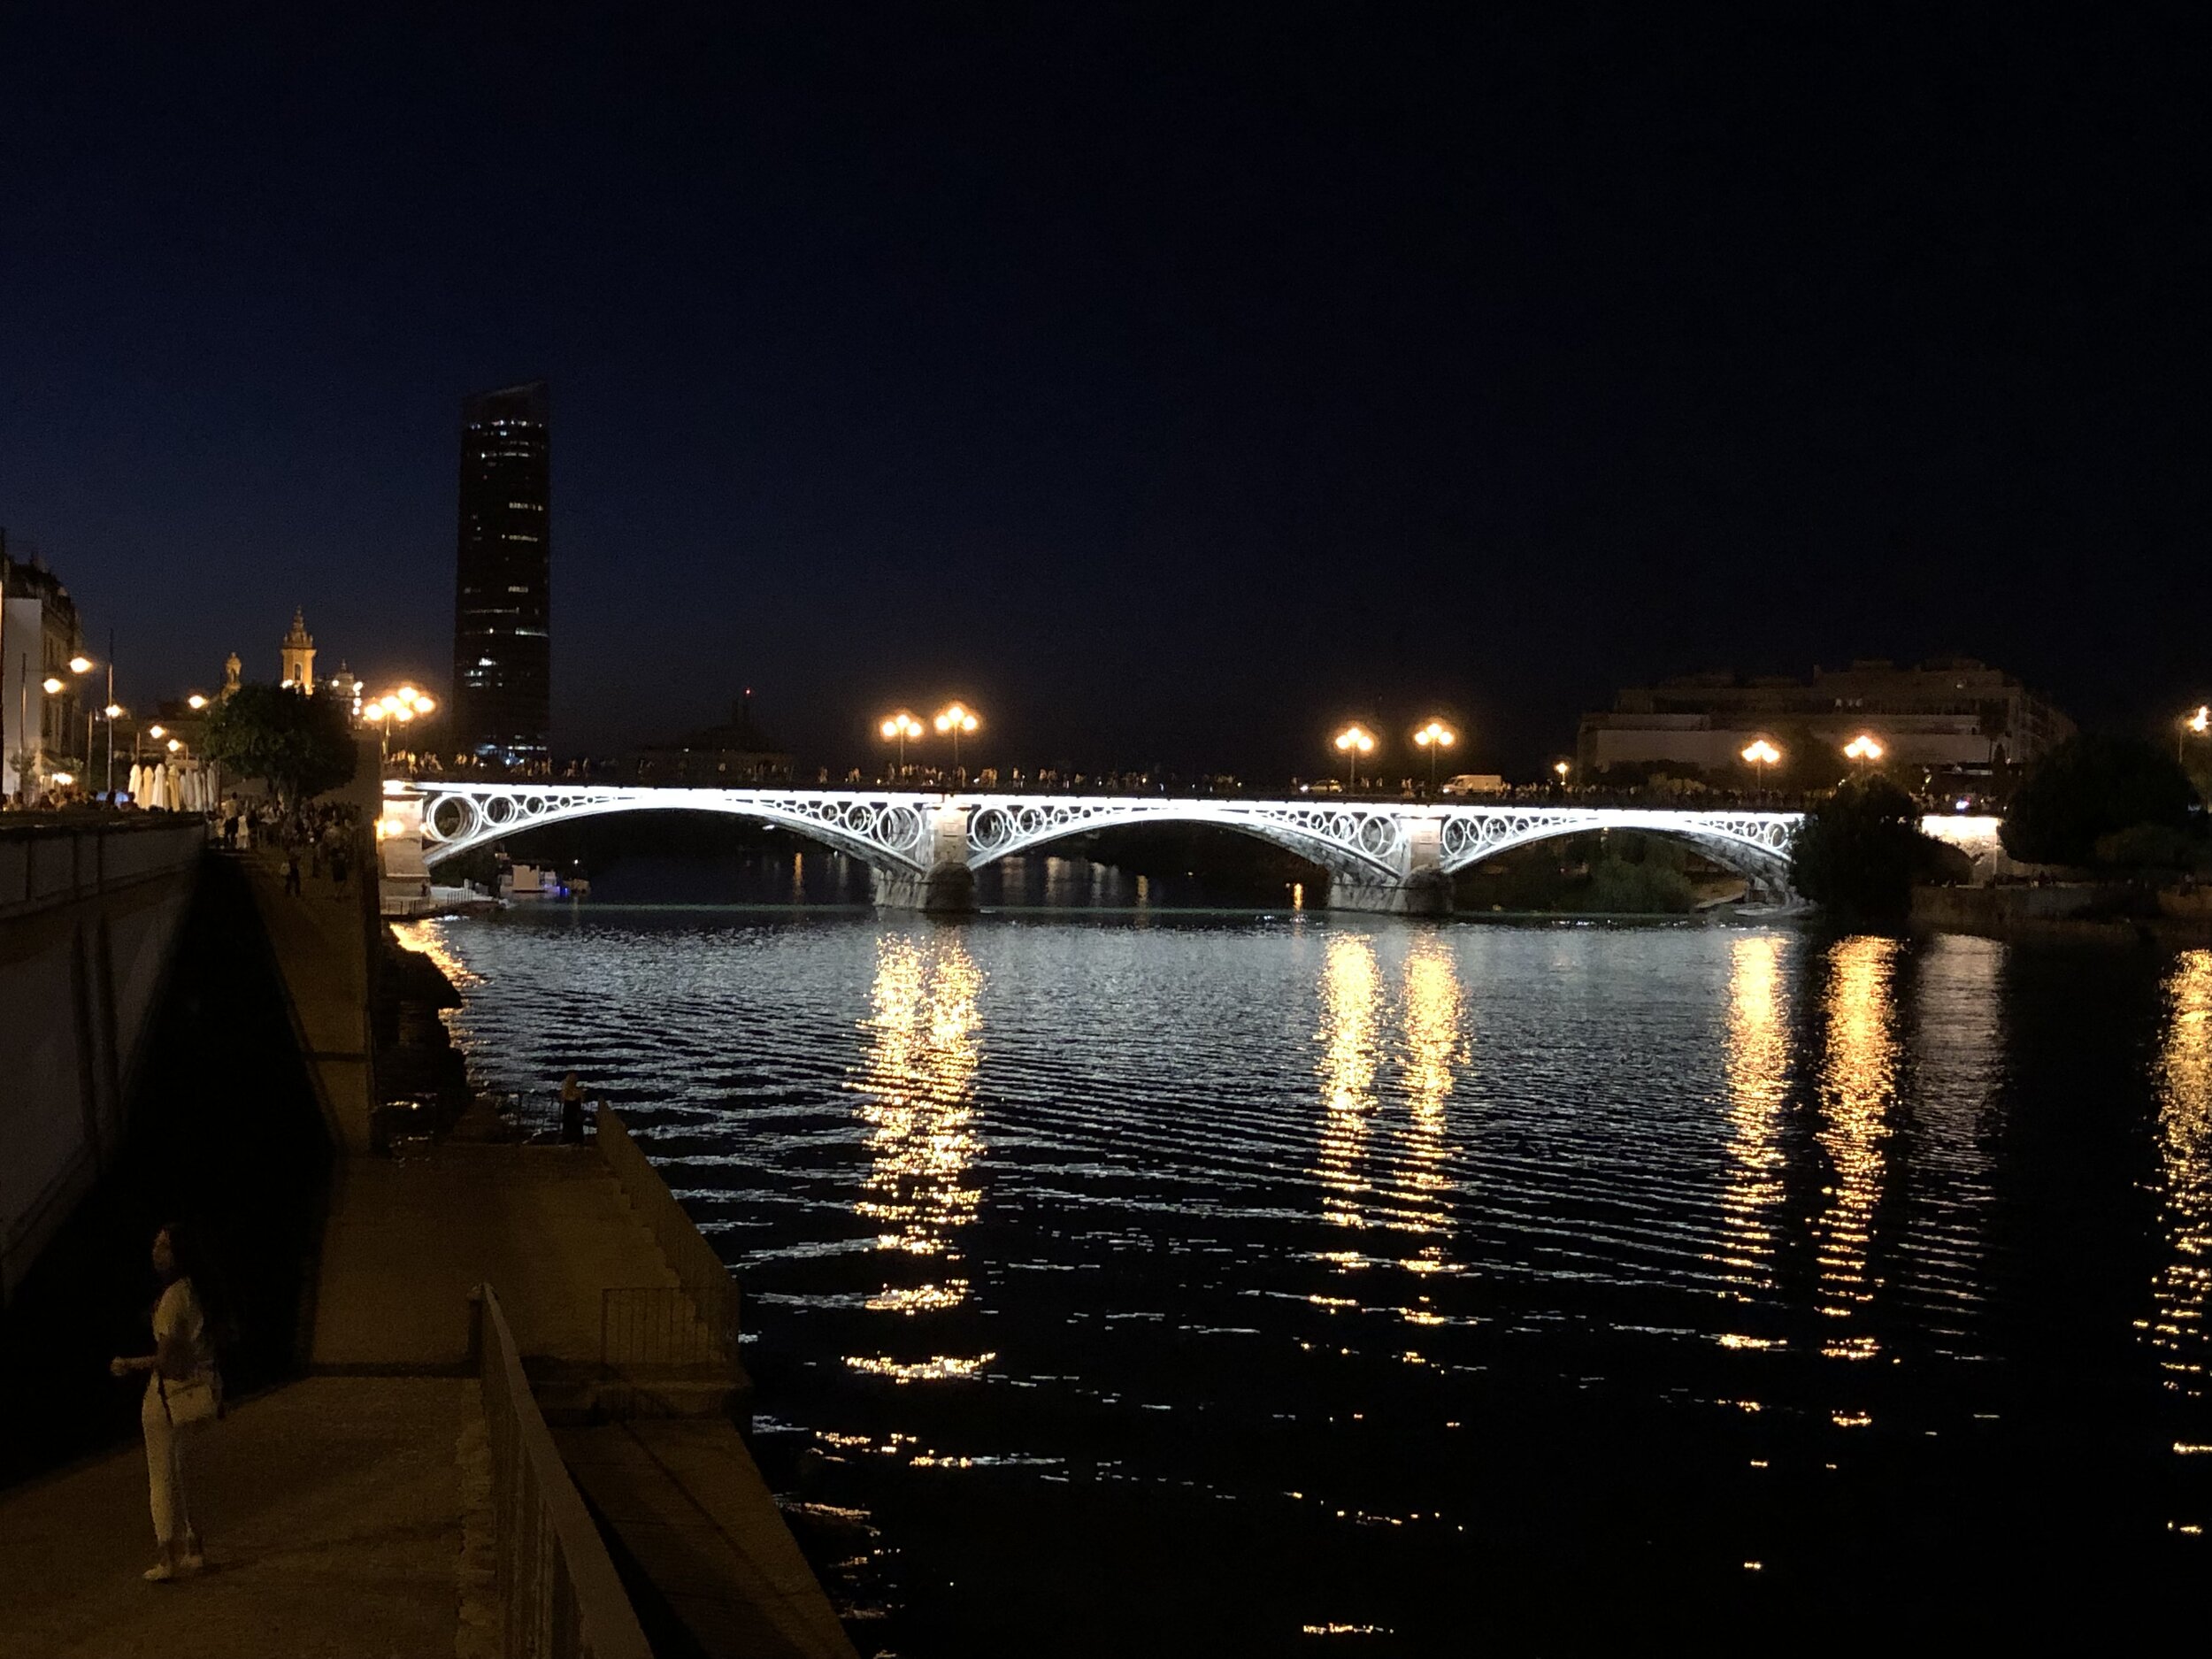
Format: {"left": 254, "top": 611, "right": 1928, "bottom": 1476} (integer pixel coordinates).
{"left": 0, "top": 537, "right": 88, "bottom": 803}
{"left": 1577, "top": 657, "right": 2074, "bottom": 779}
{"left": 450, "top": 380, "right": 551, "bottom": 770}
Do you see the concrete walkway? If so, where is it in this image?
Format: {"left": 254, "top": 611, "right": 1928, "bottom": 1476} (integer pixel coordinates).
{"left": 241, "top": 849, "right": 377, "bottom": 1152}
{"left": 0, "top": 1377, "right": 472, "bottom": 1659}
{"left": 312, "top": 1143, "right": 695, "bottom": 1371}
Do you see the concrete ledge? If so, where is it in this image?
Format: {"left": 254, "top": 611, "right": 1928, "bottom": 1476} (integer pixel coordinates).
{"left": 557, "top": 1419, "right": 859, "bottom": 1659}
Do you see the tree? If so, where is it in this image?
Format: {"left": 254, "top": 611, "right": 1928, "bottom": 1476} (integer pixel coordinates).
{"left": 1789, "top": 776, "right": 1948, "bottom": 918}
{"left": 201, "top": 683, "right": 358, "bottom": 803}
{"left": 1999, "top": 734, "right": 2197, "bottom": 867}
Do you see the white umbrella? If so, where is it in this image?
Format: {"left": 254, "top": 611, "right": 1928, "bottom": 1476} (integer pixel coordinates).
{"left": 127, "top": 763, "right": 144, "bottom": 803}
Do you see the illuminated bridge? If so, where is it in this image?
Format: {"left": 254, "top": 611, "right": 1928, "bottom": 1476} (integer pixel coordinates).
{"left": 382, "top": 783, "right": 1805, "bottom": 913}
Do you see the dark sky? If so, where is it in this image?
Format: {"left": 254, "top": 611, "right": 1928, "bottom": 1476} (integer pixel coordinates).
{"left": 3, "top": 6, "right": 2204, "bottom": 779}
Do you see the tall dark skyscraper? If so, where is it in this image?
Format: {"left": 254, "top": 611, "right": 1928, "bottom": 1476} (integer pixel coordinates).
{"left": 451, "top": 380, "right": 551, "bottom": 767}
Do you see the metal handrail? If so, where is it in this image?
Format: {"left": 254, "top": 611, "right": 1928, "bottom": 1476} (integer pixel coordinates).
{"left": 595, "top": 1107, "right": 741, "bottom": 1363}
{"left": 474, "top": 1283, "right": 652, "bottom": 1659}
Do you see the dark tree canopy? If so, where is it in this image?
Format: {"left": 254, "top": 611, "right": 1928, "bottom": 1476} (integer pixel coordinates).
{"left": 1789, "top": 776, "right": 1948, "bottom": 919}
{"left": 201, "top": 684, "right": 358, "bottom": 803}
{"left": 1999, "top": 734, "right": 2197, "bottom": 867}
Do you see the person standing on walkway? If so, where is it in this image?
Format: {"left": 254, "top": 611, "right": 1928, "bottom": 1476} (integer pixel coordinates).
{"left": 559, "top": 1071, "right": 589, "bottom": 1142}
{"left": 110, "top": 1223, "right": 223, "bottom": 1582}
{"left": 281, "top": 852, "right": 302, "bottom": 896}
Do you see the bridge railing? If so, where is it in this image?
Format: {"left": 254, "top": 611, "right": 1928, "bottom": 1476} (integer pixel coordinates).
{"left": 391, "top": 772, "right": 1831, "bottom": 812}
{"left": 474, "top": 1282, "right": 653, "bottom": 1659}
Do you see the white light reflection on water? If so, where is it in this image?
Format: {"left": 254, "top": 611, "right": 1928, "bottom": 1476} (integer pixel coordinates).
{"left": 850, "top": 933, "right": 984, "bottom": 1318}
{"left": 1900, "top": 933, "right": 2002, "bottom": 1349}
{"left": 1395, "top": 933, "right": 1463, "bottom": 1272}
{"left": 1315, "top": 932, "right": 1385, "bottom": 1236}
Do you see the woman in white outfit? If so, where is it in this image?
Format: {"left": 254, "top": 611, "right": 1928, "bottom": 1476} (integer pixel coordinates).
{"left": 109, "top": 1224, "right": 221, "bottom": 1582}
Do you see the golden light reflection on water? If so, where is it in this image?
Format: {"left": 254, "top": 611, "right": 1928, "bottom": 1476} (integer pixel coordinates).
{"left": 1718, "top": 934, "right": 1789, "bottom": 1302}
{"left": 1313, "top": 933, "right": 1466, "bottom": 1287}
{"left": 390, "top": 918, "right": 481, "bottom": 987}
{"left": 1811, "top": 935, "right": 1900, "bottom": 1348}
{"left": 1316, "top": 933, "right": 1384, "bottom": 1231}
{"left": 844, "top": 1352, "right": 996, "bottom": 1383}
{"left": 2145, "top": 949, "right": 2212, "bottom": 1392}
{"left": 852, "top": 933, "right": 984, "bottom": 1321}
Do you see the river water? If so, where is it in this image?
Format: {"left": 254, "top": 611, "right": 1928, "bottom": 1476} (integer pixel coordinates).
{"left": 404, "top": 864, "right": 2211, "bottom": 1652}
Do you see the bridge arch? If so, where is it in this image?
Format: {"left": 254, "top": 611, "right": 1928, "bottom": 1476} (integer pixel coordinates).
{"left": 963, "top": 797, "right": 1409, "bottom": 883}
{"left": 1435, "top": 807, "right": 1797, "bottom": 889}
{"left": 414, "top": 785, "right": 938, "bottom": 874}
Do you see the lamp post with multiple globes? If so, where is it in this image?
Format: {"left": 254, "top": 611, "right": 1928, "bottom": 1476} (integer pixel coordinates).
{"left": 1412, "top": 719, "right": 1455, "bottom": 792}
{"left": 933, "top": 703, "right": 979, "bottom": 777}
{"left": 363, "top": 687, "right": 438, "bottom": 764}
{"left": 879, "top": 711, "right": 924, "bottom": 780}
{"left": 1333, "top": 724, "right": 1376, "bottom": 793}
{"left": 1741, "top": 738, "right": 1782, "bottom": 799}
{"left": 1842, "top": 733, "right": 1885, "bottom": 775}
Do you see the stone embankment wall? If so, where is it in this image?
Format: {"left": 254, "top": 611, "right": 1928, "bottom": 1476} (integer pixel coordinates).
{"left": 1910, "top": 881, "right": 2161, "bottom": 943}
{"left": 0, "top": 816, "right": 205, "bottom": 1302}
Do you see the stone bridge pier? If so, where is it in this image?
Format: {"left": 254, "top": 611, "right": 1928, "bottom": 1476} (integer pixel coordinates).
{"left": 868, "top": 802, "right": 978, "bottom": 913}
{"left": 1325, "top": 814, "right": 1450, "bottom": 915}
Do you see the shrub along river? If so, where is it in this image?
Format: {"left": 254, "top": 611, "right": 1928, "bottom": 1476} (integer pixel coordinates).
{"left": 402, "top": 852, "right": 2211, "bottom": 1653}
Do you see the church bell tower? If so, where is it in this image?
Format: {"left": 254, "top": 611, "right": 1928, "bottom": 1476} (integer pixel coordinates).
{"left": 280, "top": 608, "right": 317, "bottom": 692}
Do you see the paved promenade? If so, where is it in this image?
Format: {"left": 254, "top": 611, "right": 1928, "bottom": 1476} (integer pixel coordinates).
{"left": 0, "top": 1378, "right": 472, "bottom": 1659}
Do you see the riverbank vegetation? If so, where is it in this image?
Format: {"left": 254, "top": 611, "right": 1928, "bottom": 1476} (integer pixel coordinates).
{"left": 1789, "top": 777, "right": 1956, "bottom": 919}
{"left": 2000, "top": 733, "right": 2201, "bottom": 869}
{"left": 1454, "top": 832, "right": 1717, "bottom": 914}
{"left": 201, "top": 683, "right": 357, "bottom": 803}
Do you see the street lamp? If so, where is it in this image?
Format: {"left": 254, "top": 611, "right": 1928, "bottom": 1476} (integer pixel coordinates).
{"left": 102, "top": 702, "right": 124, "bottom": 796}
{"left": 187, "top": 693, "right": 209, "bottom": 710}
{"left": 1333, "top": 724, "right": 1376, "bottom": 792}
{"left": 1843, "top": 733, "right": 1885, "bottom": 772}
{"left": 1412, "top": 719, "right": 1455, "bottom": 790}
{"left": 933, "top": 703, "right": 979, "bottom": 774}
{"left": 364, "top": 687, "right": 438, "bottom": 764}
{"left": 2181, "top": 705, "right": 2210, "bottom": 764}
{"left": 1742, "top": 738, "right": 1781, "bottom": 796}
{"left": 1554, "top": 759, "right": 1571, "bottom": 787}
{"left": 879, "top": 711, "right": 924, "bottom": 779}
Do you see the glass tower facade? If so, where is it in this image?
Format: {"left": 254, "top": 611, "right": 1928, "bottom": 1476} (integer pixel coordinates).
{"left": 451, "top": 380, "right": 552, "bottom": 767}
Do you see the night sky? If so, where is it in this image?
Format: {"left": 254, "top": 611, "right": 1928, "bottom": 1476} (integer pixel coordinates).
{"left": 3, "top": 8, "right": 2203, "bottom": 778}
